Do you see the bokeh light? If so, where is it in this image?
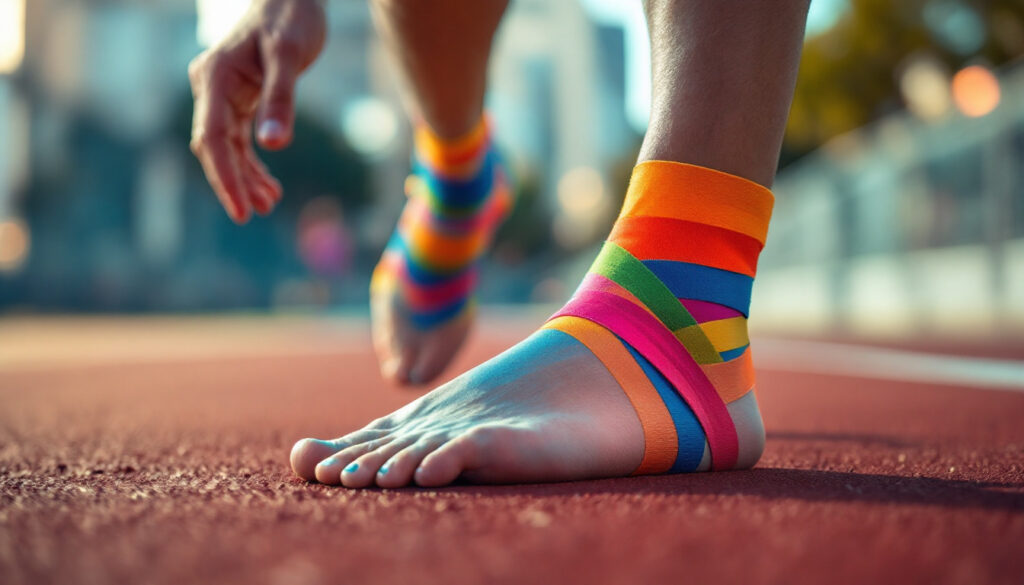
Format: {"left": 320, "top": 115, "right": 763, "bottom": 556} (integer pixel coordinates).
{"left": 196, "top": 0, "right": 249, "bottom": 48}
{"left": 0, "top": 218, "right": 29, "bottom": 272}
{"left": 951, "top": 65, "right": 1001, "bottom": 118}
{"left": 553, "top": 167, "right": 609, "bottom": 250}
{"left": 923, "top": 0, "right": 986, "bottom": 56}
{"left": 0, "top": 0, "right": 26, "bottom": 74}
{"left": 899, "top": 54, "right": 952, "bottom": 122}
{"left": 341, "top": 97, "right": 400, "bottom": 158}
{"left": 297, "top": 197, "right": 353, "bottom": 278}
{"left": 556, "top": 167, "right": 606, "bottom": 220}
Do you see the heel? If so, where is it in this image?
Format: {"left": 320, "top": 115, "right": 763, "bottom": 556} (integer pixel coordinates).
{"left": 727, "top": 390, "right": 765, "bottom": 469}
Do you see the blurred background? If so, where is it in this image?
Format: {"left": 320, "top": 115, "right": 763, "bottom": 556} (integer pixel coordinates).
{"left": 0, "top": 0, "right": 1021, "bottom": 342}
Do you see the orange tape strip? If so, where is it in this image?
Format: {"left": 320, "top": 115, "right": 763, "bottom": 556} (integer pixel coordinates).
{"left": 543, "top": 316, "right": 678, "bottom": 475}
{"left": 399, "top": 213, "right": 490, "bottom": 271}
{"left": 609, "top": 215, "right": 762, "bottom": 277}
{"left": 413, "top": 117, "right": 490, "bottom": 177}
{"left": 698, "top": 347, "right": 756, "bottom": 404}
{"left": 619, "top": 161, "right": 775, "bottom": 245}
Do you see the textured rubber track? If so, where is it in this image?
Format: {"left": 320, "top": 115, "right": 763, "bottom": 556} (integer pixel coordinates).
{"left": 1, "top": 316, "right": 1022, "bottom": 585}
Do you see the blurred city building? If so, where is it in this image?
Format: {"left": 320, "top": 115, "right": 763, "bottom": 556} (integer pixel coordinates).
{"left": 0, "top": 0, "right": 1021, "bottom": 343}
{"left": 0, "top": 0, "right": 638, "bottom": 312}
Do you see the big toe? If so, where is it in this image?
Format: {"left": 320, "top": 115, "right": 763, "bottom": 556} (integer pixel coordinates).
{"left": 290, "top": 438, "right": 343, "bottom": 481}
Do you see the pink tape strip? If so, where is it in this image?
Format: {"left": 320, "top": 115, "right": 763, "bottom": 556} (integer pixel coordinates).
{"left": 579, "top": 273, "right": 643, "bottom": 305}
{"left": 551, "top": 289, "right": 739, "bottom": 470}
{"left": 679, "top": 298, "right": 743, "bottom": 323}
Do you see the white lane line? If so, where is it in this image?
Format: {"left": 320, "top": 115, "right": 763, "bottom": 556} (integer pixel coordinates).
{"left": 754, "top": 338, "right": 1024, "bottom": 392}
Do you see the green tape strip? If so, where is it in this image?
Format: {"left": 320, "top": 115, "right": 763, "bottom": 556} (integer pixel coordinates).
{"left": 590, "top": 242, "right": 695, "bottom": 330}
{"left": 589, "top": 241, "right": 722, "bottom": 363}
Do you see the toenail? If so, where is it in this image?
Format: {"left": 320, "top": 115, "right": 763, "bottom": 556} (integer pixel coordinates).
{"left": 344, "top": 462, "right": 359, "bottom": 473}
{"left": 378, "top": 465, "right": 389, "bottom": 475}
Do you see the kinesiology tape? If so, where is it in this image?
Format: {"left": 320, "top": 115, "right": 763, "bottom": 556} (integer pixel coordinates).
{"left": 542, "top": 160, "right": 773, "bottom": 473}
{"left": 371, "top": 117, "right": 513, "bottom": 330}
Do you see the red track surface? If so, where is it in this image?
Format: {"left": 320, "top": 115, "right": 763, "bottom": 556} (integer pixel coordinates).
{"left": 1, "top": 316, "right": 1022, "bottom": 585}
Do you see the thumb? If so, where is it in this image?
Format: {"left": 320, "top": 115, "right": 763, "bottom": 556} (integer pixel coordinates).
{"left": 256, "top": 56, "right": 299, "bottom": 150}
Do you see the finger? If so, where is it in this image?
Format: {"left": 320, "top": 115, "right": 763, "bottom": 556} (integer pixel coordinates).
{"left": 191, "top": 121, "right": 250, "bottom": 224}
{"left": 243, "top": 147, "right": 282, "bottom": 203}
{"left": 203, "top": 140, "right": 252, "bottom": 224}
{"left": 244, "top": 171, "right": 274, "bottom": 216}
{"left": 190, "top": 67, "right": 252, "bottom": 223}
{"left": 256, "top": 47, "right": 301, "bottom": 150}
{"left": 232, "top": 131, "right": 275, "bottom": 215}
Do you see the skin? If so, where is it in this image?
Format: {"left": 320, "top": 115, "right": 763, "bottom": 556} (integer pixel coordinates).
{"left": 369, "top": 0, "right": 510, "bottom": 139}
{"left": 188, "top": 0, "right": 326, "bottom": 224}
{"left": 287, "top": 0, "right": 810, "bottom": 487}
{"left": 189, "top": 0, "right": 508, "bottom": 383}
{"left": 368, "top": 0, "right": 511, "bottom": 385}
{"left": 372, "top": 294, "right": 476, "bottom": 386}
{"left": 639, "top": 0, "right": 809, "bottom": 187}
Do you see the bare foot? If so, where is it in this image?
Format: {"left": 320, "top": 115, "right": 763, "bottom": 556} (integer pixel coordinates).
{"left": 290, "top": 328, "right": 765, "bottom": 488}
{"left": 305, "top": 161, "right": 773, "bottom": 487}
{"left": 371, "top": 289, "right": 474, "bottom": 386}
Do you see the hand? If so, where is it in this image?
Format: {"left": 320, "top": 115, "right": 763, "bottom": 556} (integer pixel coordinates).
{"left": 188, "top": 0, "right": 327, "bottom": 224}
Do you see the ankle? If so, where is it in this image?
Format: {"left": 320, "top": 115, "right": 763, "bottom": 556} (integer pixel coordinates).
{"left": 545, "top": 161, "right": 774, "bottom": 473}
{"left": 413, "top": 115, "right": 490, "bottom": 178}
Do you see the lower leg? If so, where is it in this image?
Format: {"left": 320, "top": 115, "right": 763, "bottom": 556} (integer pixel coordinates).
{"left": 369, "top": 0, "right": 508, "bottom": 138}
{"left": 641, "top": 0, "right": 808, "bottom": 186}
{"left": 369, "top": 0, "right": 514, "bottom": 385}
{"left": 294, "top": 0, "right": 809, "bottom": 487}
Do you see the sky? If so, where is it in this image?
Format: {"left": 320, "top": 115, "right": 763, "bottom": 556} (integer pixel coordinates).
{"left": 578, "top": 0, "right": 851, "bottom": 131}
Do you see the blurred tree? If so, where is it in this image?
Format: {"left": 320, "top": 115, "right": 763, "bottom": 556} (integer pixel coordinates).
{"left": 783, "top": 0, "right": 1024, "bottom": 162}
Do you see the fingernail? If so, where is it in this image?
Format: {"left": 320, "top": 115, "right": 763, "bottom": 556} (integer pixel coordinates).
{"left": 344, "top": 462, "right": 359, "bottom": 473}
{"left": 258, "top": 120, "right": 285, "bottom": 142}
{"left": 378, "top": 465, "right": 389, "bottom": 475}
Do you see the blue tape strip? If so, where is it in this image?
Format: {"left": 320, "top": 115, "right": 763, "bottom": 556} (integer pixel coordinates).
{"left": 718, "top": 344, "right": 749, "bottom": 362}
{"left": 623, "top": 341, "right": 706, "bottom": 473}
{"left": 412, "top": 150, "right": 495, "bottom": 211}
{"left": 409, "top": 296, "right": 470, "bottom": 330}
{"left": 641, "top": 260, "right": 753, "bottom": 316}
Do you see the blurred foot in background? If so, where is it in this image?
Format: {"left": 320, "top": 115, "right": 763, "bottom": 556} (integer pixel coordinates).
{"left": 370, "top": 118, "right": 513, "bottom": 385}
{"left": 188, "top": 0, "right": 512, "bottom": 385}
{"left": 367, "top": 0, "right": 512, "bottom": 385}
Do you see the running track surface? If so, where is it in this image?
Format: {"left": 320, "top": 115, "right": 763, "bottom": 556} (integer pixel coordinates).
{"left": 1, "top": 314, "right": 1022, "bottom": 585}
